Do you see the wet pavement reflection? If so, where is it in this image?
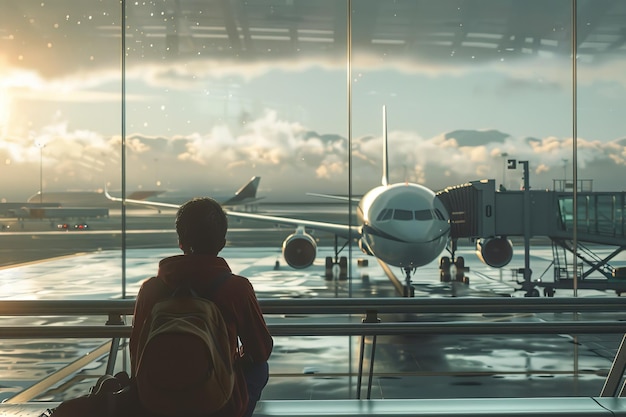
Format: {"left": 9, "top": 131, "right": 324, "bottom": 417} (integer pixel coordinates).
{"left": 0, "top": 243, "right": 625, "bottom": 402}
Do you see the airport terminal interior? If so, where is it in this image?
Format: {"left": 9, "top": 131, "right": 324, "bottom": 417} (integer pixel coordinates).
{"left": 1, "top": 1, "right": 626, "bottom": 416}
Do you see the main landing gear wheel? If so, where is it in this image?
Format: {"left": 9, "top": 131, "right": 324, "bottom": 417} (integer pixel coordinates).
{"left": 454, "top": 256, "right": 465, "bottom": 283}
{"left": 439, "top": 256, "right": 451, "bottom": 283}
{"left": 338, "top": 256, "right": 348, "bottom": 280}
{"left": 324, "top": 257, "right": 333, "bottom": 281}
{"left": 543, "top": 287, "right": 555, "bottom": 297}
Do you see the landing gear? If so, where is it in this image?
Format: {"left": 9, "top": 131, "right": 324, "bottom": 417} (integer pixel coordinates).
{"left": 440, "top": 257, "right": 451, "bottom": 282}
{"left": 324, "top": 257, "right": 333, "bottom": 281}
{"left": 403, "top": 267, "right": 415, "bottom": 297}
{"left": 339, "top": 256, "right": 348, "bottom": 280}
{"left": 454, "top": 256, "right": 465, "bottom": 282}
{"left": 324, "top": 235, "right": 349, "bottom": 281}
{"left": 324, "top": 256, "right": 348, "bottom": 280}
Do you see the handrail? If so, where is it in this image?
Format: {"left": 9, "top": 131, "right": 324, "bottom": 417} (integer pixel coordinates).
{"left": 3, "top": 298, "right": 626, "bottom": 404}
{"left": 2, "top": 321, "right": 626, "bottom": 339}
{"left": 2, "top": 297, "right": 626, "bottom": 316}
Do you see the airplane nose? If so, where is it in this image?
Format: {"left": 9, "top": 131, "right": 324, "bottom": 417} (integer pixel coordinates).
{"left": 386, "top": 220, "right": 446, "bottom": 243}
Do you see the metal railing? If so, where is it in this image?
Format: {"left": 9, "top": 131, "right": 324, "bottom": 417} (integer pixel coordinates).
{"left": 3, "top": 296, "right": 626, "bottom": 316}
{"left": 3, "top": 297, "right": 626, "bottom": 401}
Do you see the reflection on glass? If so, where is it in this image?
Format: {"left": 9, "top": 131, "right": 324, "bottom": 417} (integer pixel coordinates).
{"left": 0, "top": 1, "right": 623, "bottom": 292}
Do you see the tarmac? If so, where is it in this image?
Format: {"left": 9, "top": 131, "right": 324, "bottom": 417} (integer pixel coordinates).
{"left": 1, "top": 206, "right": 625, "bottom": 403}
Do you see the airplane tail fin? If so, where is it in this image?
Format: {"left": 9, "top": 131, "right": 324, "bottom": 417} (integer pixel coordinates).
{"left": 222, "top": 176, "right": 262, "bottom": 205}
{"left": 382, "top": 105, "right": 389, "bottom": 186}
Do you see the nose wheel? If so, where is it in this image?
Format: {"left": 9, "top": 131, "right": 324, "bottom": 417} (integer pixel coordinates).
{"left": 403, "top": 267, "right": 415, "bottom": 297}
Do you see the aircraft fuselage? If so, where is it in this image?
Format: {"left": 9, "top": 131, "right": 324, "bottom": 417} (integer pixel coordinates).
{"left": 357, "top": 183, "right": 450, "bottom": 268}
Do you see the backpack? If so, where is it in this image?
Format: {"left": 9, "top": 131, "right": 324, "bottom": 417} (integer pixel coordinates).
{"left": 135, "top": 272, "right": 234, "bottom": 417}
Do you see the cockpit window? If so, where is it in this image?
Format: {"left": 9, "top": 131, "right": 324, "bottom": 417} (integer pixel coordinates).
{"left": 414, "top": 210, "right": 433, "bottom": 221}
{"left": 434, "top": 209, "right": 446, "bottom": 221}
{"left": 377, "top": 208, "right": 445, "bottom": 222}
{"left": 393, "top": 209, "right": 413, "bottom": 220}
{"left": 376, "top": 209, "right": 393, "bottom": 221}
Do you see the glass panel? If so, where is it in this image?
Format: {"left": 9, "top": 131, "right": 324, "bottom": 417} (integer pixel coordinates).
{"left": 596, "top": 194, "right": 616, "bottom": 236}
{"left": 576, "top": 0, "right": 626, "bottom": 195}
{"left": 576, "top": 195, "right": 590, "bottom": 233}
{"left": 0, "top": 1, "right": 123, "bottom": 277}
{"left": 350, "top": 0, "right": 573, "bottom": 195}
{"left": 558, "top": 196, "right": 573, "bottom": 231}
{"left": 4, "top": 0, "right": 626, "bottom": 406}
{"left": 123, "top": 0, "right": 349, "bottom": 282}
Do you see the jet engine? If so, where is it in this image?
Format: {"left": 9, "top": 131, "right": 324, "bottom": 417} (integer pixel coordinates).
{"left": 476, "top": 237, "right": 513, "bottom": 268}
{"left": 282, "top": 228, "right": 317, "bottom": 269}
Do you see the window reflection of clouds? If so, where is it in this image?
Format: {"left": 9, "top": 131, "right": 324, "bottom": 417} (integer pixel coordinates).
{"left": 0, "top": 1, "right": 625, "bottom": 201}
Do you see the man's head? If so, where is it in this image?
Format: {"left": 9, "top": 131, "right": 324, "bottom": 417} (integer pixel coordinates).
{"left": 175, "top": 197, "right": 228, "bottom": 255}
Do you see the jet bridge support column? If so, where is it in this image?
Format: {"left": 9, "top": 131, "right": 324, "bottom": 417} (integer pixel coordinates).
{"left": 521, "top": 161, "right": 533, "bottom": 296}
{"left": 508, "top": 159, "right": 535, "bottom": 296}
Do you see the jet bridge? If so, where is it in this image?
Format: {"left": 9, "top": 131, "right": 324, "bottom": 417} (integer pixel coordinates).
{"left": 437, "top": 179, "right": 626, "bottom": 296}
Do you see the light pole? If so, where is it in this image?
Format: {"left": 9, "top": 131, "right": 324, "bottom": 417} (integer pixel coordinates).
{"left": 36, "top": 142, "right": 45, "bottom": 203}
{"left": 500, "top": 152, "right": 508, "bottom": 189}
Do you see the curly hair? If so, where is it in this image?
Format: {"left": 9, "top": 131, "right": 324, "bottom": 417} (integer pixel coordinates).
{"left": 175, "top": 197, "right": 228, "bottom": 255}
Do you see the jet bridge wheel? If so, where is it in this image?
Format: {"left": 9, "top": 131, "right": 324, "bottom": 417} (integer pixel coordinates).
{"left": 524, "top": 288, "right": 540, "bottom": 297}
{"left": 543, "top": 286, "right": 555, "bottom": 297}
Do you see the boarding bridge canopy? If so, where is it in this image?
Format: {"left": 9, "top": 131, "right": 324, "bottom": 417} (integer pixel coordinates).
{"left": 437, "top": 180, "right": 626, "bottom": 292}
{"left": 436, "top": 179, "right": 626, "bottom": 247}
{"left": 555, "top": 193, "right": 625, "bottom": 245}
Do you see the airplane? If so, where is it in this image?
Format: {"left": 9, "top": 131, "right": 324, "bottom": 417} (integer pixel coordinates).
{"left": 105, "top": 107, "right": 473, "bottom": 297}
{"left": 105, "top": 176, "right": 264, "bottom": 212}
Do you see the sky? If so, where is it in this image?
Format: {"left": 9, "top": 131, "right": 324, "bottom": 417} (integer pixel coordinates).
{"left": 0, "top": 1, "right": 625, "bottom": 203}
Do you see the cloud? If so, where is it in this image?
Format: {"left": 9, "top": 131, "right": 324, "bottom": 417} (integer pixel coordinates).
{"left": 1, "top": 106, "right": 625, "bottom": 200}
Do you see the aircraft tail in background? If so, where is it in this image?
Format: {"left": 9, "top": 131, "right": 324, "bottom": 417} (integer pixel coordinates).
{"left": 104, "top": 176, "right": 263, "bottom": 211}
{"left": 221, "top": 176, "right": 263, "bottom": 207}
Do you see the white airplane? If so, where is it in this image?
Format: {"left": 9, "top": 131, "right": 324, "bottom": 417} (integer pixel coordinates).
{"left": 106, "top": 107, "right": 459, "bottom": 297}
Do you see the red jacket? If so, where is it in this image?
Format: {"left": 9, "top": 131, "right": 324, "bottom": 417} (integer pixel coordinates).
{"left": 130, "top": 254, "right": 273, "bottom": 417}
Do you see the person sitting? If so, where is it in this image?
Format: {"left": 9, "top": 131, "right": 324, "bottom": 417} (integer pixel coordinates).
{"left": 130, "top": 197, "right": 274, "bottom": 417}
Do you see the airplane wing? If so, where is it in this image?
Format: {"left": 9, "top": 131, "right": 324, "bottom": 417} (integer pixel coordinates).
{"left": 222, "top": 209, "right": 356, "bottom": 240}
{"left": 305, "top": 192, "right": 351, "bottom": 202}
{"left": 305, "top": 192, "right": 363, "bottom": 203}
{"left": 105, "top": 185, "right": 356, "bottom": 239}
{"left": 104, "top": 189, "right": 182, "bottom": 210}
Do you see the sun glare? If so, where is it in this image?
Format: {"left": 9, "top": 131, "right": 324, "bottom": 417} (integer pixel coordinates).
{"left": 0, "top": 90, "right": 10, "bottom": 131}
